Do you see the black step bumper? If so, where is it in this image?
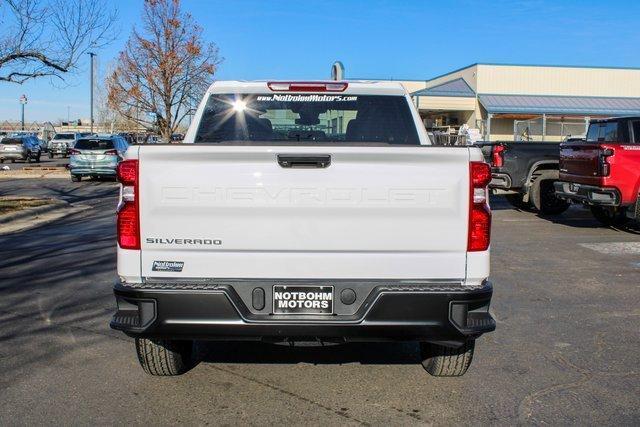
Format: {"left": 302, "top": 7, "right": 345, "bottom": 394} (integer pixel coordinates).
{"left": 110, "top": 280, "right": 495, "bottom": 345}
{"left": 554, "top": 181, "right": 621, "bottom": 206}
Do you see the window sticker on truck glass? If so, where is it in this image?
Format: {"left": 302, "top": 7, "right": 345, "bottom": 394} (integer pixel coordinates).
{"left": 255, "top": 94, "right": 357, "bottom": 102}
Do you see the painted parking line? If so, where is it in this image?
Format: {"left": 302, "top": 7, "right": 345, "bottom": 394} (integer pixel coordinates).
{"left": 579, "top": 242, "right": 640, "bottom": 255}
{"left": 500, "top": 217, "right": 591, "bottom": 222}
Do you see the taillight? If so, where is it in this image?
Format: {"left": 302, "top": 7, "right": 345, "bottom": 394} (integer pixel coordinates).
{"left": 116, "top": 159, "right": 139, "bottom": 249}
{"left": 468, "top": 162, "right": 491, "bottom": 252}
{"left": 68, "top": 148, "right": 80, "bottom": 155}
{"left": 117, "top": 160, "right": 138, "bottom": 186}
{"left": 104, "top": 149, "right": 118, "bottom": 155}
{"left": 492, "top": 145, "right": 505, "bottom": 167}
{"left": 599, "top": 147, "right": 614, "bottom": 177}
{"left": 267, "top": 82, "right": 348, "bottom": 92}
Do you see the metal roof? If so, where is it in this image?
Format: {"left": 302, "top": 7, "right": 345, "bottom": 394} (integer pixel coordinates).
{"left": 478, "top": 94, "right": 640, "bottom": 115}
{"left": 411, "top": 78, "right": 476, "bottom": 97}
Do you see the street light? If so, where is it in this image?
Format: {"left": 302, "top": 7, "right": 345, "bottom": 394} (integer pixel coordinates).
{"left": 88, "top": 51, "right": 96, "bottom": 133}
{"left": 19, "top": 94, "right": 27, "bottom": 131}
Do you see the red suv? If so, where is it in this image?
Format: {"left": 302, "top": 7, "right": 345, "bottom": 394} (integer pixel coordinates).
{"left": 555, "top": 117, "right": 640, "bottom": 225}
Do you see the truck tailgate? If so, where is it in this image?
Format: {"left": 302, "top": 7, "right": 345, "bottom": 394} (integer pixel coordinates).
{"left": 559, "top": 143, "right": 602, "bottom": 185}
{"left": 139, "top": 145, "right": 470, "bottom": 279}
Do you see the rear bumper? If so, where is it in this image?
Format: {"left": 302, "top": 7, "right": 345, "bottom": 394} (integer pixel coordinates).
{"left": 554, "top": 181, "right": 621, "bottom": 206}
{"left": 0, "top": 152, "right": 26, "bottom": 160}
{"left": 490, "top": 172, "right": 512, "bottom": 190}
{"left": 70, "top": 167, "right": 116, "bottom": 176}
{"left": 110, "top": 280, "right": 495, "bottom": 344}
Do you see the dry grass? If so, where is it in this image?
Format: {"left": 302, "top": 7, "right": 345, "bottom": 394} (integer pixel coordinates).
{"left": 0, "top": 197, "right": 52, "bottom": 215}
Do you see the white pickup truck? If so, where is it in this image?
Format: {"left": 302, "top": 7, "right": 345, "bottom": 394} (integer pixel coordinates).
{"left": 111, "top": 80, "right": 495, "bottom": 377}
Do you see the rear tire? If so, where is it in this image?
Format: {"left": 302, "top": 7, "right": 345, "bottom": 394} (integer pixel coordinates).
{"left": 530, "top": 171, "right": 569, "bottom": 215}
{"left": 135, "top": 338, "right": 193, "bottom": 376}
{"left": 590, "top": 206, "right": 628, "bottom": 226}
{"left": 531, "top": 179, "right": 570, "bottom": 215}
{"left": 632, "top": 194, "right": 640, "bottom": 224}
{"left": 71, "top": 175, "right": 81, "bottom": 182}
{"left": 420, "top": 340, "right": 475, "bottom": 377}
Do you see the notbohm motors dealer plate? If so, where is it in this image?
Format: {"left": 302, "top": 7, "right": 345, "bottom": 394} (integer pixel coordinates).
{"left": 273, "top": 285, "right": 333, "bottom": 315}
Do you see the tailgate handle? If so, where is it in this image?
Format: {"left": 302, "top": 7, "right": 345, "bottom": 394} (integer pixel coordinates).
{"left": 277, "top": 154, "right": 331, "bottom": 168}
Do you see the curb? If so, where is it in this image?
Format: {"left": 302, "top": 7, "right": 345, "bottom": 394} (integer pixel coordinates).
{"left": 0, "top": 199, "right": 69, "bottom": 225}
{"left": 0, "top": 172, "right": 70, "bottom": 179}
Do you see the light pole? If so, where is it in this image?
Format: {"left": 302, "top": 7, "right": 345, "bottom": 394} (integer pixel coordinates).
{"left": 19, "top": 94, "right": 27, "bottom": 131}
{"left": 88, "top": 52, "right": 96, "bottom": 132}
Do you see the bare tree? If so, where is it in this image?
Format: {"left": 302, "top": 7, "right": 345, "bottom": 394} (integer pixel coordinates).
{"left": 0, "top": 0, "right": 117, "bottom": 84}
{"left": 107, "top": 0, "right": 221, "bottom": 142}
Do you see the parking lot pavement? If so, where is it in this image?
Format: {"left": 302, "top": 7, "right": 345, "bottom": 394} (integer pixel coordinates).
{"left": 0, "top": 156, "right": 69, "bottom": 171}
{"left": 0, "top": 180, "right": 638, "bottom": 425}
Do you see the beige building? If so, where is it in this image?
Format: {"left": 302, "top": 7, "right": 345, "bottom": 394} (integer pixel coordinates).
{"left": 392, "top": 63, "right": 640, "bottom": 142}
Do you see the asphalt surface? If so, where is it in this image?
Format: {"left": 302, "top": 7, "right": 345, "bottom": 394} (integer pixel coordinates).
{"left": 1, "top": 155, "right": 69, "bottom": 171}
{"left": 0, "top": 178, "right": 639, "bottom": 425}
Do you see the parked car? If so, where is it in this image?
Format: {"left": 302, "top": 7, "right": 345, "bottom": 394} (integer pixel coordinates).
{"left": 145, "top": 134, "right": 161, "bottom": 144}
{"left": 48, "top": 132, "right": 93, "bottom": 158}
{"left": 68, "top": 135, "right": 129, "bottom": 182}
{"left": 478, "top": 141, "right": 569, "bottom": 214}
{"left": 37, "top": 138, "right": 49, "bottom": 153}
{"left": 118, "top": 133, "right": 137, "bottom": 145}
{"left": 0, "top": 135, "right": 42, "bottom": 163}
{"left": 110, "top": 80, "right": 496, "bottom": 377}
{"left": 555, "top": 116, "right": 640, "bottom": 225}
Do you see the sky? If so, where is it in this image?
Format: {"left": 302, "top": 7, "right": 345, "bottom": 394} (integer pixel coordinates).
{"left": 1, "top": 0, "right": 640, "bottom": 122}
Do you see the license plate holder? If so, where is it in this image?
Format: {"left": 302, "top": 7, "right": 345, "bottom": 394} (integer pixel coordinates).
{"left": 273, "top": 285, "right": 333, "bottom": 315}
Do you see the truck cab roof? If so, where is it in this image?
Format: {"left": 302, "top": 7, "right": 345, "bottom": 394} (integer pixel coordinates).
{"left": 207, "top": 80, "right": 409, "bottom": 96}
{"left": 590, "top": 115, "right": 640, "bottom": 124}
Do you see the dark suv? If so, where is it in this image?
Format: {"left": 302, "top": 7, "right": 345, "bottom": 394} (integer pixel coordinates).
{"left": 0, "top": 135, "right": 42, "bottom": 163}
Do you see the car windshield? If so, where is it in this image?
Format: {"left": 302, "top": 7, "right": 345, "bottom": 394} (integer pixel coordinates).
{"left": 74, "top": 139, "right": 115, "bottom": 150}
{"left": 54, "top": 134, "right": 75, "bottom": 140}
{"left": 2, "top": 139, "right": 22, "bottom": 145}
{"left": 194, "top": 93, "right": 420, "bottom": 145}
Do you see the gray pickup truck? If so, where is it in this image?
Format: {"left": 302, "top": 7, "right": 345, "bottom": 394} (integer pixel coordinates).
{"left": 479, "top": 141, "right": 571, "bottom": 214}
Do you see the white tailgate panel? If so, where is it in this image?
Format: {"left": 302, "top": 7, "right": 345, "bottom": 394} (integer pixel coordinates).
{"left": 139, "top": 146, "right": 469, "bottom": 279}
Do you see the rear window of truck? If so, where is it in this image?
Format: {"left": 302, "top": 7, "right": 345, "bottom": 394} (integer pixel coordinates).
{"left": 631, "top": 120, "right": 640, "bottom": 143}
{"left": 586, "top": 121, "right": 632, "bottom": 143}
{"left": 194, "top": 94, "right": 420, "bottom": 145}
{"left": 75, "top": 139, "right": 115, "bottom": 150}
